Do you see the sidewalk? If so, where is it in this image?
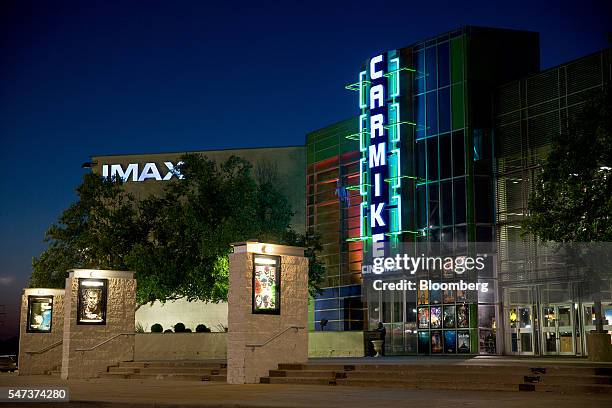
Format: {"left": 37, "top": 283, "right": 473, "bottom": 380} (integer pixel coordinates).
{"left": 1, "top": 373, "right": 611, "bottom": 408}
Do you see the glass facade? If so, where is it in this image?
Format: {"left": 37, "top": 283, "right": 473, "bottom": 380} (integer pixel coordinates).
{"left": 306, "top": 26, "right": 612, "bottom": 356}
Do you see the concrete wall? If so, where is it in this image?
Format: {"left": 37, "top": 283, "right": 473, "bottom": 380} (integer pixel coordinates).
{"left": 61, "top": 270, "right": 136, "bottom": 379}
{"left": 18, "top": 289, "right": 65, "bottom": 375}
{"left": 134, "top": 333, "right": 227, "bottom": 360}
{"left": 308, "top": 331, "right": 364, "bottom": 358}
{"left": 135, "top": 299, "right": 228, "bottom": 333}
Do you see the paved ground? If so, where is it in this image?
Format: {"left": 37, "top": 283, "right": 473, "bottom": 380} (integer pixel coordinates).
{"left": 1, "top": 373, "right": 611, "bottom": 408}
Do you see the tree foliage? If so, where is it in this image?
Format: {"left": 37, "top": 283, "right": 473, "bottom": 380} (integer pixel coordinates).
{"left": 31, "top": 154, "right": 324, "bottom": 304}
{"left": 522, "top": 86, "right": 612, "bottom": 242}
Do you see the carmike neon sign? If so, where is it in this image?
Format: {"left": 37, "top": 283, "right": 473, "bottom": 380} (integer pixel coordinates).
{"left": 102, "top": 162, "right": 183, "bottom": 182}
{"left": 368, "top": 54, "right": 389, "bottom": 258}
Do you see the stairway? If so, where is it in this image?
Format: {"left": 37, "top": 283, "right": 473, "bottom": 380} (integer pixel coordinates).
{"left": 99, "top": 360, "right": 227, "bottom": 382}
{"left": 260, "top": 362, "right": 612, "bottom": 394}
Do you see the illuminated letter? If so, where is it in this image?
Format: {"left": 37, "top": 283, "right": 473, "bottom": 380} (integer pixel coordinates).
{"left": 370, "top": 203, "right": 386, "bottom": 228}
{"left": 370, "top": 54, "right": 383, "bottom": 80}
{"left": 102, "top": 165, "right": 109, "bottom": 178}
{"left": 369, "top": 142, "right": 386, "bottom": 168}
{"left": 371, "top": 114, "right": 384, "bottom": 138}
{"left": 110, "top": 164, "right": 138, "bottom": 182}
{"left": 138, "top": 163, "right": 162, "bottom": 181}
{"left": 370, "top": 85, "right": 384, "bottom": 110}
{"left": 163, "top": 161, "right": 184, "bottom": 180}
{"left": 372, "top": 233, "right": 385, "bottom": 258}
{"left": 374, "top": 173, "right": 382, "bottom": 197}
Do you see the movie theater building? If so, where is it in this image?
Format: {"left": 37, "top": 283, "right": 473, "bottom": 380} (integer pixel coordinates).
{"left": 307, "top": 26, "right": 612, "bottom": 356}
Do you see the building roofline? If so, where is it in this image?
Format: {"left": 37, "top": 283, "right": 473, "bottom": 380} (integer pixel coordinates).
{"left": 90, "top": 144, "right": 305, "bottom": 160}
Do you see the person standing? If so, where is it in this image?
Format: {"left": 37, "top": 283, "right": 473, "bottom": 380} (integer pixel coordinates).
{"left": 376, "top": 322, "right": 387, "bottom": 356}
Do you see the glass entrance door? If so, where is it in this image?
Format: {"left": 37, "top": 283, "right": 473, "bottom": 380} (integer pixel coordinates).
{"left": 542, "top": 304, "right": 575, "bottom": 355}
{"left": 506, "top": 306, "right": 534, "bottom": 355}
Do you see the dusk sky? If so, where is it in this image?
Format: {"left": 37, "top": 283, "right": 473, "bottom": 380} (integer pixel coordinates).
{"left": 0, "top": 0, "right": 609, "bottom": 339}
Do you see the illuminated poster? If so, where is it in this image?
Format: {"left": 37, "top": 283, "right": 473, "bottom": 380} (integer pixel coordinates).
{"left": 443, "top": 289, "right": 455, "bottom": 303}
{"left": 457, "top": 304, "right": 469, "bottom": 328}
{"left": 252, "top": 254, "right": 281, "bottom": 314}
{"left": 417, "top": 288, "right": 429, "bottom": 305}
{"left": 444, "top": 330, "right": 457, "bottom": 353}
{"left": 430, "top": 306, "right": 442, "bottom": 328}
{"left": 458, "top": 330, "right": 470, "bottom": 353}
{"left": 431, "top": 330, "right": 443, "bottom": 353}
{"left": 443, "top": 305, "right": 456, "bottom": 328}
{"left": 77, "top": 279, "right": 107, "bottom": 325}
{"left": 430, "top": 289, "right": 441, "bottom": 304}
{"left": 418, "top": 307, "right": 430, "bottom": 329}
{"left": 26, "top": 296, "right": 53, "bottom": 333}
{"left": 418, "top": 331, "right": 429, "bottom": 354}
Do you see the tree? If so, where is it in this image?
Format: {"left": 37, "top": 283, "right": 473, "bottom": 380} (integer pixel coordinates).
{"left": 32, "top": 154, "right": 325, "bottom": 305}
{"left": 126, "top": 154, "right": 323, "bottom": 304}
{"left": 30, "top": 173, "right": 144, "bottom": 288}
{"left": 522, "top": 86, "right": 612, "bottom": 241}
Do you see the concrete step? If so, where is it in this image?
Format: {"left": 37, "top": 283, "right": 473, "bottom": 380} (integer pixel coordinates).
{"left": 269, "top": 369, "right": 337, "bottom": 378}
{"left": 118, "top": 360, "right": 226, "bottom": 369}
{"left": 260, "top": 376, "right": 336, "bottom": 385}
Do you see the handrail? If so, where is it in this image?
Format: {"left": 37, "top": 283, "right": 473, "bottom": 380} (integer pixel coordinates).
{"left": 75, "top": 333, "right": 134, "bottom": 352}
{"left": 245, "top": 326, "right": 304, "bottom": 351}
{"left": 25, "top": 340, "right": 63, "bottom": 355}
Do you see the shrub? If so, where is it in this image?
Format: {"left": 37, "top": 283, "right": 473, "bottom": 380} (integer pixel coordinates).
{"left": 174, "top": 322, "right": 186, "bottom": 333}
{"left": 195, "top": 324, "right": 208, "bottom": 333}
{"left": 185, "top": 328, "right": 192, "bottom": 333}
{"left": 135, "top": 322, "right": 145, "bottom": 333}
{"left": 150, "top": 323, "right": 163, "bottom": 333}
{"left": 164, "top": 329, "right": 173, "bottom": 333}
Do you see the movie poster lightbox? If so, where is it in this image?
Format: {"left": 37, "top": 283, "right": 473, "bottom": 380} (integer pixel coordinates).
{"left": 77, "top": 278, "right": 108, "bottom": 325}
{"left": 26, "top": 296, "right": 54, "bottom": 333}
{"left": 252, "top": 254, "right": 281, "bottom": 315}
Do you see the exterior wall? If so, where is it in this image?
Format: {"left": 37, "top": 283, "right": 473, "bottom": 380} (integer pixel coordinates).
{"left": 18, "top": 289, "right": 65, "bottom": 375}
{"left": 306, "top": 118, "right": 365, "bottom": 331}
{"left": 134, "top": 333, "right": 227, "bottom": 360}
{"left": 61, "top": 270, "right": 136, "bottom": 379}
{"left": 308, "top": 331, "right": 364, "bottom": 357}
{"left": 135, "top": 299, "right": 228, "bottom": 333}
{"left": 227, "top": 243, "right": 308, "bottom": 384}
{"left": 493, "top": 48, "right": 612, "bottom": 356}
{"left": 91, "top": 146, "right": 306, "bottom": 233}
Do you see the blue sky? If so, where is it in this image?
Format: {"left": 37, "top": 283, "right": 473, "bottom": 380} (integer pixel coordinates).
{"left": 0, "top": 0, "right": 609, "bottom": 338}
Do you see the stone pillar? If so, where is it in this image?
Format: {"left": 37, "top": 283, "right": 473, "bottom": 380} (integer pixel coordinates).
{"left": 227, "top": 242, "right": 308, "bottom": 384}
{"left": 18, "top": 289, "right": 65, "bottom": 375}
{"left": 61, "top": 269, "right": 136, "bottom": 379}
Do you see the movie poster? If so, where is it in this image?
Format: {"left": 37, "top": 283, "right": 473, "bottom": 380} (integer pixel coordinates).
{"left": 457, "top": 304, "right": 469, "bottom": 328}
{"left": 418, "top": 331, "right": 429, "bottom": 354}
{"left": 418, "top": 307, "right": 430, "bottom": 329}
{"left": 430, "top": 289, "right": 441, "bottom": 304}
{"left": 27, "top": 296, "right": 53, "bottom": 333}
{"left": 479, "top": 329, "right": 496, "bottom": 354}
{"left": 253, "top": 255, "right": 280, "bottom": 314}
{"left": 431, "top": 330, "right": 443, "bottom": 353}
{"left": 444, "top": 330, "right": 457, "bottom": 353}
{"left": 458, "top": 330, "right": 470, "bottom": 353}
{"left": 430, "top": 306, "right": 442, "bottom": 328}
{"left": 456, "top": 289, "right": 467, "bottom": 302}
{"left": 417, "top": 288, "right": 429, "bottom": 305}
{"left": 77, "top": 279, "right": 107, "bottom": 325}
{"left": 443, "top": 289, "right": 455, "bottom": 303}
{"left": 443, "top": 305, "right": 456, "bottom": 328}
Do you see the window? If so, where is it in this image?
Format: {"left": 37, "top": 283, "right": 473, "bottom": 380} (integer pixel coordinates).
{"left": 426, "top": 91, "right": 438, "bottom": 136}
{"left": 416, "top": 140, "right": 426, "bottom": 180}
{"left": 413, "top": 50, "right": 425, "bottom": 95}
{"left": 428, "top": 183, "right": 439, "bottom": 228}
{"left": 454, "top": 178, "right": 466, "bottom": 224}
{"left": 425, "top": 46, "right": 437, "bottom": 91}
{"left": 414, "top": 94, "right": 426, "bottom": 139}
{"left": 439, "top": 133, "right": 451, "bottom": 179}
{"left": 441, "top": 181, "right": 452, "bottom": 225}
{"left": 437, "top": 42, "right": 450, "bottom": 88}
{"left": 438, "top": 87, "right": 451, "bottom": 134}
{"left": 452, "top": 131, "right": 465, "bottom": 176}
{"left": 427, "top": 137, "right": 438, "bottom": 180}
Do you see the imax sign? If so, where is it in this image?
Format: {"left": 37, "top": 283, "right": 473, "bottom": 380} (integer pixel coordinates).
{"left": 102, "top": 162, "right": 184, "bottom": 182}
